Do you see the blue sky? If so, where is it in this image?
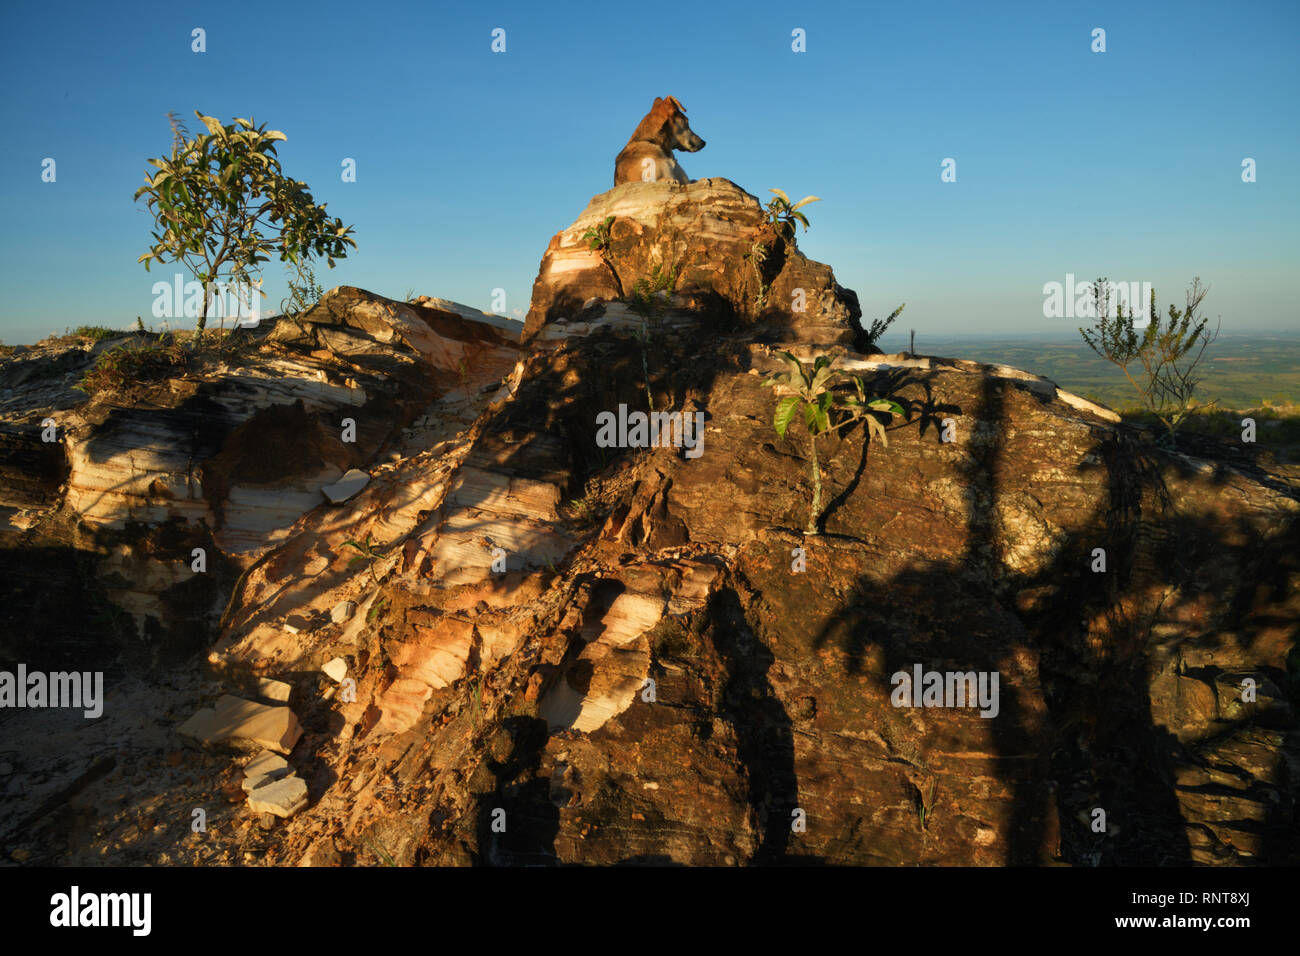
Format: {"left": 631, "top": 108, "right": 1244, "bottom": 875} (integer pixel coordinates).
{"left": 1, "top": 0, "right": 1296, "bottom": 344}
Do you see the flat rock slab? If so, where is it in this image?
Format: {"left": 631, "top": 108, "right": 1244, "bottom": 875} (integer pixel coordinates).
{"left": 177, "top": 695, "right": 303, "bottom": 755}
{"left": 246, "top": 774, "right": 308, "bottom": 818}
{"left": 283, "top": 613, "right": 315, "bottom": 635}
{"left": 242, "top": 750, "right": 293, "bottom": 792}
{"left": 322, "top": 469, "right": 369, "bottom": 504}
{"left": 257, "top": 677, "right": 292, "bottom": 703}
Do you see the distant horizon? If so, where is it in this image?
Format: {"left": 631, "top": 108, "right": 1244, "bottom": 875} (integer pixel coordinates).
{"left": 3, "top": 0, "right": 1297, "bottom": 345}
{"left": 6, "top": 311, "right": 1294, "bottom": 350}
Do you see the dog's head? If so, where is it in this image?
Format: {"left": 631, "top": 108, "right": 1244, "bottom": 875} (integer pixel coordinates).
{"left": 645, "top": 96, "right": 705, "bottom": 153}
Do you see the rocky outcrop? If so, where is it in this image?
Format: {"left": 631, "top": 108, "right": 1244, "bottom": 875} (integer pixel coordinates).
{"left": 0, "top": 288, "right": 521, "bottom": 669}
{"left": 174, "top": 323, "right": 1298, "bottom": 867}
{"left": 524, "top": 178, "right": 863, "bottom": 346}
{"left": 1, "top": 207, "right": 1296, "bottom": 870}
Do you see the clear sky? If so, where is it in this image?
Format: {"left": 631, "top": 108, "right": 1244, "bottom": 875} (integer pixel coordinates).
{"left": 1, "top": 0, "right": 1297, "bottom": 345}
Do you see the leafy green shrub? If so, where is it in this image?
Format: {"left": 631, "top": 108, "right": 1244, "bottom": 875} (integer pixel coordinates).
{"left": 1078, "top": 277, "right": 1220, "bottom": 448}
{"left": 763, "top": 351, "right": 902, "bottom": 534}
{"left": 135, "top": 110, "right": 356, "bottom": 345}
{"left": 73, "top": 325, "right": 124, "bottom": 342}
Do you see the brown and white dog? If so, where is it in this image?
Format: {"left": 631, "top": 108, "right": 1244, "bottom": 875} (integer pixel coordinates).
{"left": 614, "top": 96, "right": 706, "bottom": 186}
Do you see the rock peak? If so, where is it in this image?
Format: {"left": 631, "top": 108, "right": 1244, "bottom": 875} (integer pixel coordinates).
{"left": 525, "top": 178, "right": 862, "bottom": 347}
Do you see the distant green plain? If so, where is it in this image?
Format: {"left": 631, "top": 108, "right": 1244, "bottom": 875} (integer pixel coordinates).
{"left": 890, "top": 332, "right": 1298, "bottom": 412}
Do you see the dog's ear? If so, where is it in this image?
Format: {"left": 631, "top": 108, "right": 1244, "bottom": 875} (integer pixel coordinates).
{"left": 663, "top": 96, "right": 686, "bottom": 115}
{"left": 647, "top": 98, "right": 674, "bottom": 128}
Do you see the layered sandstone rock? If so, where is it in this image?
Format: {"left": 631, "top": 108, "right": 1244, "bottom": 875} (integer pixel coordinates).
{"left": 2, "top": 211, "right": 1295, "bottom": 870}
{"left": 195, "top": 324, "right": 1297, "bottom": 867}
{"left": 0, "top": 288, "right": 521, "bottom": 666}
{"left": 524, "top": 178, "right": 863, "bottom": 346}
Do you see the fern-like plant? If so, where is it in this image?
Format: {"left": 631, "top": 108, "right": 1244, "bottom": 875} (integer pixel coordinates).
{"left": 860, "top": 303, "right": 906, "bottom": 353}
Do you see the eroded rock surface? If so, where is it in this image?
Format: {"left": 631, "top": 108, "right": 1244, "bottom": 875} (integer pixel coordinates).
{"left": 524, "top": 178, "right": 863, "bottom": 347}
{"left": 1, "top": 233, "right": 1295, "bottom": 870}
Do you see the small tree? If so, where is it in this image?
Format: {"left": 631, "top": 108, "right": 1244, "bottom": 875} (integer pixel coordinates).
{"left": 763, "top": 351, "right": 902, "bottom": 534}
{"left": 1079, "top": 277, "right": 1221, "bottom": 447}
{"left": 135, "top": 111, "right": 356, "bottom": 345}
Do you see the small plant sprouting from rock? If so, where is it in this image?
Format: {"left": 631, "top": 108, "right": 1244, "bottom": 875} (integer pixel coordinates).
{"left": 582, "top": 215, "right": 614, "bottom": 252}
{"left": 626, "top": 262, "right": 681, "bottom": 413}
{"left": 1078, "top": 276, "right": 1221, "bottom": 448}
{"left": 860, "top": 302, "right": 906, "bottom": 354}
{"left": 746, "top": 190, "right": 819, "bottom": 314}
{"left": 563, "top": 491, "right": 602, "bottom": 526}
{"left": 74, "top": 339, "right": 189, "bottom": 395}
{"left": 342, "top": 533, "right": 388, "bottom": 585}
{"left": 745, "top": 240, "right": 771, "bottom": 311}
{"left": 73, "top": 325, "right": 123, "bottom": 342}
{"left": 763, "top": 351, "right": 903, "bottom": 535}
{"left": 281, "top": 258, "right": 326, "bottom": 316}
{"left": 764, "top": 188, "right": 820, "bottom": 240}
{"left": 582, "top": 215, "right": 623, "bottom": 298}
{"left": 627, "top": 262, "right": 680, "bottom": 318}
{"left": 916, "top": 779, "right": 937, "bottom": 831}
{"left": 362, "top": 837, "right": 397, "bottom": 867}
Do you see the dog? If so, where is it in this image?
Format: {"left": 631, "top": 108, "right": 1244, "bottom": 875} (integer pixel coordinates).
{"left": 614, "top": 96, "right": 706, "bottom": 186}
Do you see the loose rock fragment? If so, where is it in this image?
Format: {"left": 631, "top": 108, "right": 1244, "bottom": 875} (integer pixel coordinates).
{"left": 257, "top": 678, "right": 292, "bottom": 703}
{"left": 246, "top": 775, "right": 308, "bottom": 818}
{"left": 177, "top": 695, "right": 304, "bottom": 755}
{"left": 322, "top": 469, "right": 370, "bottom": 504}
{"left": 242, "top": 750, "right": 293, "bottom": 793}
{"left": 330, "top": 600, "right": 357, "bottom": 624}
{"left": 283, "top": 613, "right": 313, "bottom": 635}
{"left": 322, "top": 657, "right": 348, "bottom": 683}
